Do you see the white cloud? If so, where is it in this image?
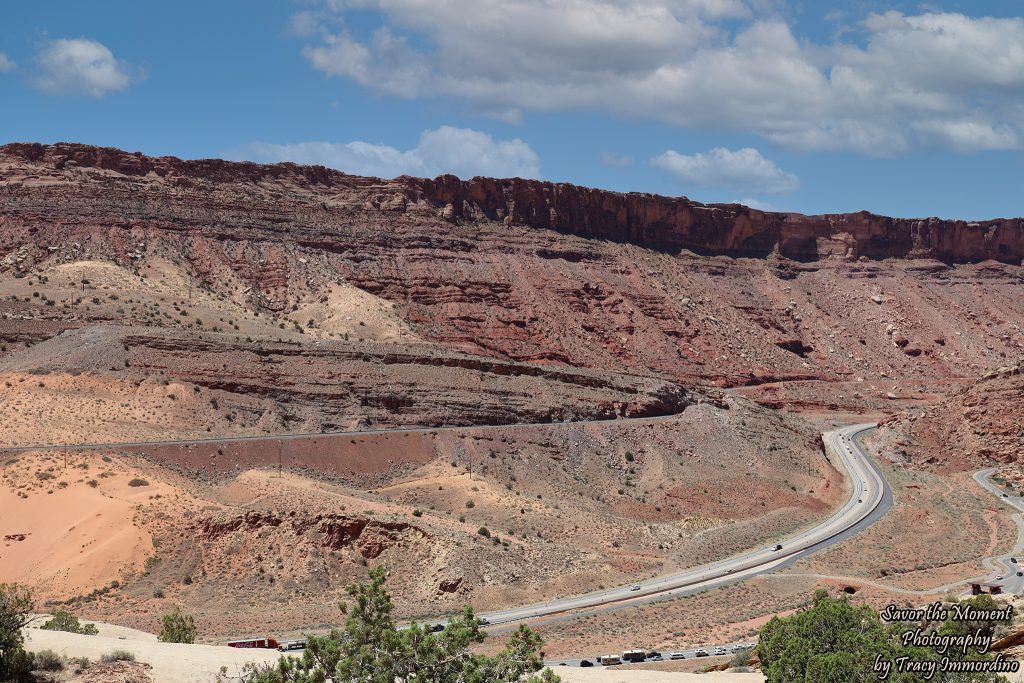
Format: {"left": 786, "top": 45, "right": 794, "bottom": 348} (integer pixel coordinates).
{"left": 229, "top": 126, "right": 541, "bottom": 179}
{"left": 294, "top": 3, "right": 1024, "bottom": 155}
{"left": 651, "top": 147, "right": 798, "bottom": 194}
{"left": 731, "top": 197, "right": 780, "bottom": 211}
{"left": 0, "top": 53, "right": 14, "bottom": 72}
{"left": 33, "top": 38, "right": 141, "bottom": 97}
{"left": 912, "top": 119, "right": 1020, "bottom": 153}
{"left": 599, "top": 151, "right": 633, "bottom": 168}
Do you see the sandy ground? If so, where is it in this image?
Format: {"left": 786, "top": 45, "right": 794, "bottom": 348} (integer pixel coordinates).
{"left": 0, "top": 461, "right": 154, "bottom": 598}
{"left": 23, "top": 624, "right": 764, "bottom": 683}
{"left": 554, "top": 670, "right": 762, "bottom": 682}
{"left": 23, "top": 627, "right": 283, "bottom": 683}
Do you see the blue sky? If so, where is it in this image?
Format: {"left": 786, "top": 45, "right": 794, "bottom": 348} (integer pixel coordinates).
{"left": 2, "top": 1, "right": 1024, "bottom": 219}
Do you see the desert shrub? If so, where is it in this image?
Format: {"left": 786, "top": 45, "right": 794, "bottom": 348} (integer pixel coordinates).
{"left": 100, "top": 650, "right": 136, "bottom": 663}
{"left": 128, "top": 478, "right": 149, "bottom": 487}
{"left": 32, "top": 650, "right": 64, "bottom": 671}
{"left": 730, "top": 646, "right": 754, "bottom": 668}
{"left": 71, "top": 656, "right": 90, "bottom": 673}
{"left": 158, "top": 607, "right": 196, "bottom": 644}
{"left": 412, "top": 509, "right": 423, "bottom": 517}
{"left": 465, "top": 500, "right": 475, "bottom": 508}
{"left": 477, "top": 527, "right": 490, "bottom": 538}
{"left": 40, "top": 610, "right": 99, "bottom": 635}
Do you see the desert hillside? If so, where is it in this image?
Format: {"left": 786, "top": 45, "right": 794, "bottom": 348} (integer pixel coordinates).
{"left": 872, "top": 362, "right": 1024, "bottom": 471}
{"left": 2, "top": 143, "right": 1023, "bottom": 654}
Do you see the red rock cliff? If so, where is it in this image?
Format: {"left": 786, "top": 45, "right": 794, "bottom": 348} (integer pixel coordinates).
{"left": 3, "top": 141, "right": 1022, "bottom": 263}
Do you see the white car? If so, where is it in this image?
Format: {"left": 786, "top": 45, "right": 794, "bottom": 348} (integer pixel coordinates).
{"left": 630, "top": 584, "right": 641, "bottom": 591}
{"left": 713, "top": 647, "right": 727, "bottom": 656}
{"left": 669, "top": 652, "right": 686, "bottom": 660}
{"left": 694, "top": 648, "right": 708, "bottom": 657}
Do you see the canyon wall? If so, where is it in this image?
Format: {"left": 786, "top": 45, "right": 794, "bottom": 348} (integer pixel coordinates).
{"left": 4, "top": 141, "right": 1022, "bottom": 264}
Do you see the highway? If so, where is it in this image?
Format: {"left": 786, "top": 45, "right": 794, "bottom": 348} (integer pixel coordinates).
{"left": 7, "top": 416, "right": 895, "bottom": 661}
{"left": 471, "top": 423, "right": 890, "bottom": 630}
{"left": 973, "top": 469, "right": 1024, "bottom": 595}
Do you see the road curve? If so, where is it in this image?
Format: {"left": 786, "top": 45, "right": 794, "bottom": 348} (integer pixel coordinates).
{"left": 5, "top": 415, "right": 893, "bottom": 647}
{"left": 473, "top": 422, "right": 891, "bottom": 627}
{"left": 973, "top": 469, "right": 1024, "bottom": 595}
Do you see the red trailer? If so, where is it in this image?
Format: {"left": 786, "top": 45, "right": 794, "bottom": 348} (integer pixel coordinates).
{"left": 227, "top": 637, "right": 279, "bottom": 649}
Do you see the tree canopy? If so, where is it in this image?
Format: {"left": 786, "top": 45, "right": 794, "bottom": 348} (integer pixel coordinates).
{"left": 758, "top": 590, "right": 1011, "bottom": 683}
{"left": 0, "top": 583, "right": 34, "bottom": 682}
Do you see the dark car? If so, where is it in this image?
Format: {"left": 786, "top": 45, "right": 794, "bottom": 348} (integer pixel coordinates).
{"left": 1012, "top": 557, "right": 1018, "bottom": 564}
{"left": 580, "top": 660, "right": 594, "bottom": 667}
{"left": 1016, "top": 571, "right": 1022, "bottom": 577}
{"left": 647, "top": 651, "right": 661, "bottom": 659}
{"left": 431, "top": 624, "right": 445, "bottom": 632}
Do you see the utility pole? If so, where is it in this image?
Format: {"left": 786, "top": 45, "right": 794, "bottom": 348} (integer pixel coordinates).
{"left": 278, "top": 440, "right": 282, "bottom": 478}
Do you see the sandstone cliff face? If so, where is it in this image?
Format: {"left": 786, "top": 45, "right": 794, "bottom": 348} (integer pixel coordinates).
{"left": 6, "top": 142, "right": 1022, "bottom": 263}
{"left": 409, "top": 176, "right": 1024, "bottom": 262}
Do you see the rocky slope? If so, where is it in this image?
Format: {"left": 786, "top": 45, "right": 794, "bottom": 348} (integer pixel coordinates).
{"left": 871, "top": 362, "right": 1024, "bottom": 471}
{"left": 2, "top": 142, "right": 1022, "bottom": 398}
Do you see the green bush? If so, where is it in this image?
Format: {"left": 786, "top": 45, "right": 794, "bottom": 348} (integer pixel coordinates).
{"left": 128, "top": 478, "right": 149, "bottom": 487}
{"left": 158, "top": 607, "right": 197, "bottom": 644}
{"left": 100, "top": 650, "right": 136, "bottom": 663}
{"left": 477, "top": 526, "right": 490, "bottom": 538}
{"left": 32, "top": 650, "right": 64, "bottom": 671}
{"left": 40, "top": 610, "right": 99, "bottom": 635}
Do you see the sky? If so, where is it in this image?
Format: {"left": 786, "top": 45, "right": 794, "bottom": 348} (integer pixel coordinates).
{"left": 2, "top": 1, "right": 1024, "bottom": 219}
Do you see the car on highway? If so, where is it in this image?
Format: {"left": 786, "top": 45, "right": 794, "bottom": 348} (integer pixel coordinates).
{"left": 598, "top": 655, "right": 622, "bottom": 666}
{"left": 579, "top": 660, "right": 593, "bottom": 667}
{"left": 732, "top": 644, "right": 748, "bottom": 652}
{"left": 477, "top": 617, "right": 490, "bottom": 625}
{"left": 646, "top": 651, "right": 662, "bottom": 659}
{"left": 1012, "top": 557, "right": 1018, "bottom": 564}
{"left": 695, "top": 648, "right": 709, "bottom": 657}
{"left": 1016, "top": 571, "right": 1022, "bottom": 577}
{"left": 430, "top": 624, "right": 445, "bottom": 632}
{"left": 771, "top": 544, "right": 783, "bottom": 551}
{"left": 713, "top": 646, "right": 727, "bottom": 656}
{"left": 997, "top": 575, "right": 1004, "bottom": 580}
{"left": 648, "top": 654, "right": 663, "bottom": 661}
{"left": 669, "top": 652, "right": 686, "bottom": 660}
{"left": 630, "top": 584, "right": 641, "bottom": 591}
